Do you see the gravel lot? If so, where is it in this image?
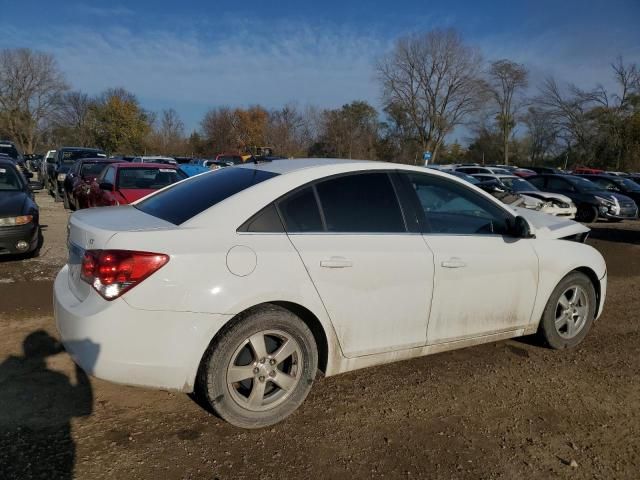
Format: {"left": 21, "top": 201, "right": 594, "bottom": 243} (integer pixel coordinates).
{"left": 1, "top": 191, "right": 639, "bottom": 479}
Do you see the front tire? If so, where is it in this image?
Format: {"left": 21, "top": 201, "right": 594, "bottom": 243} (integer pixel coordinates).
{"left": 576, "top": 205, "right": 598, "bottom": 223}
{"left": 197, "top": 305, "right": 318, "bottom": 429}
{"left": 538, "top": 272, "right": 596, "bottom": 349}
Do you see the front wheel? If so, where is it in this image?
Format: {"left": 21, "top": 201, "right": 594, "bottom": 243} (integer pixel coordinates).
{"left": 197, "top": 305, "right": 318, "bottom": 429}
{"left": 538, "top": 272, "right": 597, "bottom": 349}
{"left": 576, "top": 205, "right": 598, "bottom": 223}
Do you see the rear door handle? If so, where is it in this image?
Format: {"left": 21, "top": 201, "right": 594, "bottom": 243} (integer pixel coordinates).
{"left": 320, "top": 257, "right": 353, "bottom": 268}
{"left": 441, "top": 258, "right": 467, "bottom": 268}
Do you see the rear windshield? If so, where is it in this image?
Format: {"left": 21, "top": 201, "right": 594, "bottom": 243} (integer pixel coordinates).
{"left": 0, "top": 165, "right": 24, "bottom": 191}
{"left": 135, "top": 167, "right": 279, "bottom": 225}
{"left": 81, "top": 163, "right": 111, "bottom": 178}
{"left": 61, "top": 150, "right": 106, "bottom": 164}
{"left": 0, "top": 144, "right": 19, "bottom": 159}
{"left": 118, "top": 168, "right": 186, "bottom": 189}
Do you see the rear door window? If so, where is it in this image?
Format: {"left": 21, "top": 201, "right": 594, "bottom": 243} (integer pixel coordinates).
{"left": 278, "top": 187, "right": 324, "bottom": 232}
{"left": 315, "top": 173, "right": 405, "bottom": 233}
{"left": 136, "top": 167, "right": 278, "bottom": 225}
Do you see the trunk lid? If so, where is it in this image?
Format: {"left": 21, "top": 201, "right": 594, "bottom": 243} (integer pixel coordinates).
{"left": 66, "top": 206, "right": 175, "bottom": 301}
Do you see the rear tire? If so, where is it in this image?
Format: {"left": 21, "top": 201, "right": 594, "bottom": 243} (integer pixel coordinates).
{"left": 576, "top": 205, "right": 598, "bottom": 223}
{"left": 538, "top": 272, "right": 596, "bottom": 349}
{"left": 63, "top": 192, "right": 70, "bottom": 209}
{"left": 197, "top": 305, "right": 318, "bottom": 429}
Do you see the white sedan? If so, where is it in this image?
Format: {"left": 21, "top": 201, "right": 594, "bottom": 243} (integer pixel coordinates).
{"left": 55, "top": 159, "right": 607, "bottom": 428}
{"left": 472, "top": 173, "right": 577, "bottom": 218}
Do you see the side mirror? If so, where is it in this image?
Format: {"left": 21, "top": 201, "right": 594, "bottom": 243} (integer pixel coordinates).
{"left": 99, "top": 182, "right": 114, "bottom": 191}
{"left": 512, "top": 216, "right": 535, "bottom": 239}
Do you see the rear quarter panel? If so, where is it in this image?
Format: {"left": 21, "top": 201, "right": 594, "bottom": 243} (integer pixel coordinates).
{"left": 105, "top": 227, "right": 344, "bottom": 372}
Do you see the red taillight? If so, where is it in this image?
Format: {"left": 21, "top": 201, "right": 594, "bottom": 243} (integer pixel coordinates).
{"left": 81, "top": 250, "right": 169, "bottom": 300}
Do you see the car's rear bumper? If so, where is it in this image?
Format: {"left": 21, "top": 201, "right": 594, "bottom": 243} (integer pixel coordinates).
{"left": 54, "top": 266, "right": 232, "bottom": 392}
{"left": 0, "top": 223, "right": 39, "bottom": 255}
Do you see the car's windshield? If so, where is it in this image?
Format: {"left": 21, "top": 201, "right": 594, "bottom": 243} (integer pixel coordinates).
{"left": 0, "top": 165, "right": 23, "bottom": 191}
{"left": 501, "top": 177, "right": 539, "bottom": 192}
{"left": 118, "top": 168, "right": 186, "bottom": 189}
{"left": 452, "top": 172, "right": 479, "bottom": 184}
{"left": 0, "top": 144, "right": 19, "bottom": 159}
{"left": 615, "top": 178, "right": 640, "bottom": 192}
{"left": 136, "top": 167, "right": 279, "bottom": 225}
{"left": 217, "top": 155, "right": 243, "bottom": 164}
{"left": 61, "top": 150, "right": 105, "bottom": 164}
{"left": 568, "top": 176, "right": 602, "bottom": 192}
{"left": 81, "top": 163, "right": 110, "bottom": 178}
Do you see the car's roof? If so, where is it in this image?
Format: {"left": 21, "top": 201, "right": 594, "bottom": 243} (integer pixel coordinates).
{"left": 237, "top": 158, "right": 385, "bottom": 175}
{"left": 59, "top": 146, "right": 103, "bottom": 151}
{"left": 115, "top": 162, "right": 179, "bottom": 169}
{"left": 474, "top": 173, "right": 519, "bottom": 179}
{"left": 0, "top": 158, "right": 17, "bottom": 167}
{"left": 79, "top": 157, "right": 119, "bottom": 164}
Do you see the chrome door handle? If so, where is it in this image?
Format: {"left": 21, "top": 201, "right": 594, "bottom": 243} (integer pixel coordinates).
{"left": 441, "top": 258, "right": 466, "bottom": 268}
{"left": 320, "top": 257, "right": 353, "bottom": 268}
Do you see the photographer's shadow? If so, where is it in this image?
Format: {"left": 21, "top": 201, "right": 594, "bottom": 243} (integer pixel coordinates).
{"left": 0, "top": 330, "right": 98, "bottom": 480}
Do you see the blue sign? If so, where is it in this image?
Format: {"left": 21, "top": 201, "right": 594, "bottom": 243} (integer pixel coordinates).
{"left": 423, "top": 151, "right": 432, "bottom": 165}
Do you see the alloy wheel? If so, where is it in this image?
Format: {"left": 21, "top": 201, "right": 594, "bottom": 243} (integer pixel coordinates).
{"left": 226, "top": 330, "right": 303, "bottom": 412}
{"left": 554, "top": 285, "right": 590, "bottom": 339}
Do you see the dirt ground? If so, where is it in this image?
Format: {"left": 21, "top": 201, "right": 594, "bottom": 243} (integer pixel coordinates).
{"left": 1, "top": 191, "right": 639, "bottom": 480}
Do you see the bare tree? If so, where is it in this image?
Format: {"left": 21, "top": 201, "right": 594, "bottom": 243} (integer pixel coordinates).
{"left": 0, "top": 48, "right": 68, "bottom": 153}
{"left": 522, "top": 107, "right": 558, "bottom": 163}
{"left": 486, "top": 59, "right": 528, "bottom": 165}
{"left": 157, "top": 108, "right": 185, "bottom": 154}
{"left": 266, "top": 104, "right": 309, "bottom": 157}
{"left": 377, "top": 29, "right": 485, "bottom": 164}
{"left": 53, "top": 91, "right": 93, "bottom": 146}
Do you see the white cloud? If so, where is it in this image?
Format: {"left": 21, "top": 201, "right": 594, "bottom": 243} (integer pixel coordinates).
{"left": 0, "top": 22, "right": 387, "bottom": 129}
{"left": 0, "top": 17, "right": 637, "bottom": 131}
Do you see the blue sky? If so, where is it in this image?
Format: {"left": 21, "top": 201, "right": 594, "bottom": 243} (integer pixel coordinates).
{"left": 1, "top": 0, "right": 639, "bottom": 133}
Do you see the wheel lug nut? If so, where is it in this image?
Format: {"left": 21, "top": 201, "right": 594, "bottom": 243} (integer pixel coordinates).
{"left": 269, "top": 359, "right": 276, "bottom": 365}
{"left": 269, "top": 370, "right": 276, "bottom": 378}
{"left": 259, "top": 358, "right": 265, "bottom": 364}
{"left": 259, "top": 376, "right": 265, "bottom": 382}
{"left": 253, "top": 367, "right": 259, "bottom": 374}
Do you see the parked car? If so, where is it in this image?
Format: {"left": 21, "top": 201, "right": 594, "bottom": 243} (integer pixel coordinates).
{"left": 0, "top": 140, "right": 26, "bottom": 174}
{"left": 63, "top": 158, "right": 119, "bottom": 210}
{"left": 41, "top": 149, "right": 57, "bottom": 184}
{"left": 529, "top": 166, "right": 563, "bottom": 175}
{"left": 86, "top": 163, "right": 187, "bottom": 208}
{"left": 56, "top": 158, "right": 605, "bottom": 429}
{"left": 472, "top": 174, "right": 577, "bottom": 218}
{"left": 455, "top": 166, "right": 512, "bottom": 175}
{"left": 131, "top": 156, "right": 177, "bottom": 165}
{"left": 49, "top": 147, "right": 106, "bottom": 202}
{"left": 512, "top": 168, "right": 537, "bottom": 178}
{"left": 180, "top": 159, "right": 233, "bottom": 177}
{"left": 572, "top": 167, "right": 604, "bottom": 175}
{"left": 575, "top": 174, "right": 640, "bottom": 210}
{"left": 528, "top": 174, "right": 638, "bottom": 222}
{"left": 216, "top": 153, "right": 244, "bottom": 164}
{"left": 0, "top": 159, "right": 42, "bottom": 257}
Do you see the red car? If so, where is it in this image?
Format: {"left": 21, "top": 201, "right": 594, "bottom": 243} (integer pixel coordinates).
{"left": 512, "top": 168, "right": 537, "bottom": 178}
{"left": 64, "top": 157, "right": 119, "bottom": 210}
{"left": 573, "top": 166, "right": 605, "bottom": 175}
{"left": 86, "top": 163, "right": 187, "bottom": 208}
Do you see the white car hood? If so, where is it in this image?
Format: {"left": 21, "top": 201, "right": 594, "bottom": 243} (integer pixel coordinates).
{"left": 512, "top": 207, "right": 589, "bottom": 239}
{"left": 519, "top": 190, "right": 573, "bottom": 204}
